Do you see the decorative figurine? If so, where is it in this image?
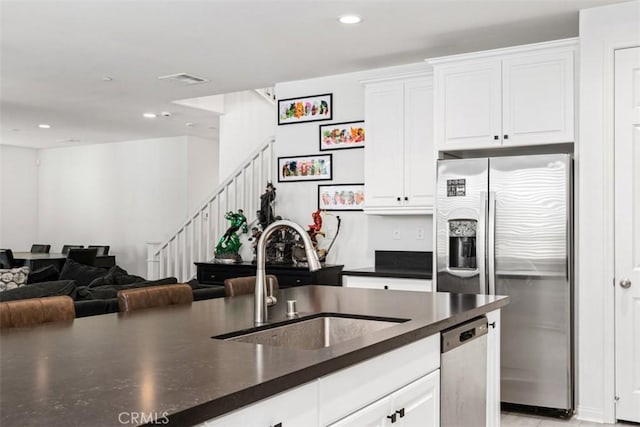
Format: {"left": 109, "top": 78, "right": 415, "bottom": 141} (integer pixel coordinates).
{"left": 257, "top": 182, "right": 277, "bottom": 230}
{"left": 214, "top": 209, "right": 248, "bottom": 263}
{"left": 307, "top": 209, "right": 325, "bottom": 245}
{"left": 292, "top": 210, "right": 341, "bottom": 265}
{"left": 250, "top": 182, "right": 293, "bottom": 264}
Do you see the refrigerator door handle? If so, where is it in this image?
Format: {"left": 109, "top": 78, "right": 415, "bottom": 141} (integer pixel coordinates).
{"left": 488, "top": 191, "right": 496, "bottom": 295}
{"left": 478, "top": 192, "right": 488, "bottom": 294}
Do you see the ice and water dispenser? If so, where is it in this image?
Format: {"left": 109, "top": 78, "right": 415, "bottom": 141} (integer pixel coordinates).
{"left": 448, "top": 220, "right": 477, "bottom": 270}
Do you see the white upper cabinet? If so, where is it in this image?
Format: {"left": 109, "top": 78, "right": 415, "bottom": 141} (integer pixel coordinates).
{"left": 431, "top": 39, "right": 576, "bottom": 151}
{"left": 363, "top": 73, "right": 434, "bottom": 214}
{"left": 404, "top": 78, "right": 435, "bottom": 208}
{"left": 436, "top": 60, "right": 502, "bottom": 148}
{"left": 502, "top": 50, "right": 574, "bottom": 146}
{"left": 364, "top": 81, "right": 406, "bottom": 210}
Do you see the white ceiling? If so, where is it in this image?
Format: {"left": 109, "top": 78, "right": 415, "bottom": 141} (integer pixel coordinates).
{"left": 0, "top": 0, "right": 625, "bottom": 149}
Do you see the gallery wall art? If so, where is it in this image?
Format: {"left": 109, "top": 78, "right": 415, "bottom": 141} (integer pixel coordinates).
{"left": 278, "top": 93, "right": 333, "bottom": 125}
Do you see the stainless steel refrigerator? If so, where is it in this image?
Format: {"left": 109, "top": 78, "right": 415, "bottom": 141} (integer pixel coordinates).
{"left": 436, "top": 154, "right": 573, "bottom": 413}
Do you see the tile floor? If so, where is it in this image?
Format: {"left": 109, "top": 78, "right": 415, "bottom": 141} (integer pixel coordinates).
{"left": 501, "top": 411, "right": 626, "bottom": 426}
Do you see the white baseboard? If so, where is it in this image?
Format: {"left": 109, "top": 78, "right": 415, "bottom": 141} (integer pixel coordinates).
{"left": 576, "top": 405, "right": 604, "bottom": 423}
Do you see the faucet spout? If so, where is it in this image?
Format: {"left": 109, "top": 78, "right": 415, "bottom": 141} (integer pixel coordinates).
{"left": 254, "top": 220, "right": 321, "bottom": 325}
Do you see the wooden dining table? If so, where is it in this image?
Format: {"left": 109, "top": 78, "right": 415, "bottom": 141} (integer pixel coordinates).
{"left": 12, "top": 252, "right": 116, "bottom": 271}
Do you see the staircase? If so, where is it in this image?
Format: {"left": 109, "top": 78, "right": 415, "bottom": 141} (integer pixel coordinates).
{"left": 255, "top": 87, "right": 276, "bottom": 105}
{"left": 147, "top": 137, "right": 275, "bottom": 282}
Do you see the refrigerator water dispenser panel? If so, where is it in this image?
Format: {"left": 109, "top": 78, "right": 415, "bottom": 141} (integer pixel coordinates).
{"left": 449, "top": 220, "right": 477, "bottom": 269}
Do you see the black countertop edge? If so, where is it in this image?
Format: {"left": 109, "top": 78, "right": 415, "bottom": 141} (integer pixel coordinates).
{"left": 160, "top": 297, "right": 507, "bottom": 426}
{"left": 342, "top": 267, "right": 432, "bottom": 280}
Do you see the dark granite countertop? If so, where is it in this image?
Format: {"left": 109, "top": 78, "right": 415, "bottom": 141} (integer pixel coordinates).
{"left": 341, "top": 266, "right": 433, "bottom": 280}
{"left": 0, "top": 286, "right": 507, "bottom": 426}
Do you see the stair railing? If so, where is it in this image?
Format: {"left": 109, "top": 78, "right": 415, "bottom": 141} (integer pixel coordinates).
{"left": 147, "top": 137, "right": 275, "bottom": 282}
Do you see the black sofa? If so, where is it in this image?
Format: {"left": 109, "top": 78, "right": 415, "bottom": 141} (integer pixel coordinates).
{"left": 0, "top": 259, "right": 226, "bottom": 318}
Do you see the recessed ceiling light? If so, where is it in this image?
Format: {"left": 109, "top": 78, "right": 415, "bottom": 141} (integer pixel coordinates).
{"left": 102, "top": 77, "right": 113, "bottom": 82}
{"left": 161, "top": 111, "right": 171, "bottom": 117}
{"left": 10, "top": 128, "right": 20, "bottom": 132}
{"left": 338, "top": 14, "right": 362, "bottom": 24}
{"left": 143, "top": 113, "right": 157, "bottom": 118}
{"left": 38, "top": 124, "right": 51, "bottom": 129}
{"left": 185, "top": 122, "right": 195, "bottom": 127}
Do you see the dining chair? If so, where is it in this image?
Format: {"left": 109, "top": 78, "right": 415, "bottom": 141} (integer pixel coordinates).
{"left": 30, "top": 244, "right": 51, "bottom": 254}
{"left": 0, "top": 249, "right": 19, "bottom": 269}
{"left": 61, "top": 245, "right": 84, "bottom": 255}
{"left": 117, "top": 284, "right": 193, "bottom": 313}
{"left": 66, "top": 248, "right": 98, "bottom": 266}
{"left": 223, "top": 275, "right": 279, "bottom": 297}
{"left": 0, "top": 296, "right": 75, "bottom": 329}
{"left": 88, "top": 245, "right": 110, "bottom": 256}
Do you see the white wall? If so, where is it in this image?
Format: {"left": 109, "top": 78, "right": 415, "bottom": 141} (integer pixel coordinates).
{"left": 0, "top": 145, "right": 39, "bottom": 250}
{"left": 218, "top": 90, "right": 276, "bottom": 181}
{"left": 37, "top": 137, "right": 189, "bottom": 276}
{"left": 187, "top": 135, "right": 219, "bottom": 213}
{"left": 274, "top": 63, "right": 433, "bottom": 269}
{"left": 577, "top": 1, "right": 640, "bottom": 423}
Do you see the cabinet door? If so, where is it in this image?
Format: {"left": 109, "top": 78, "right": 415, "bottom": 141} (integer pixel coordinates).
{"left": 204, "top": 382, "right": 318, "bottom": 427}
{"left": 327, "top": 395, "right": 391, "bottom": 427}
{"left": 502, "top": 50, "right": 574, "bottom": 146}
{"left": 404, "top": 78, "right": 435, "bottom": 210}
{"left": 392, "top": 370, "right": 440, "bottom": 427}
{"left": 485, "top": 309, "right": 501, "bottom": 427}
{"left": 364, "top": 81, "right": 405, "bottom": 208}
{"left": 435, "top": 60, "right": 502, "bottom": 149}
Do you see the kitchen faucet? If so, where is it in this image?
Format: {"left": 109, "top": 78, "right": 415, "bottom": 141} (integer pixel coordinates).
{"left": 255, "top": 220, "right": 321, "bottom": 325}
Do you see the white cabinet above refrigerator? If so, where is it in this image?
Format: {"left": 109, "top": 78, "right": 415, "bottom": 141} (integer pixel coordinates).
{"left": 429, "top": 38, "right": 576, "bottom": 151}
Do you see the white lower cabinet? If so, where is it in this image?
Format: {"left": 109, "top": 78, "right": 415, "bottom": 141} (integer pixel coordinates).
{"left": 203, "top": 381, "right": 318, "bottom": 427}
{"left": 486, "top": 309, "right": 501, "bottom": 427}
{"left": 342, "top": 275, "right": 432, "bottom": 292}
{"left": 327, "top": 392, "right": 391, "bottom": 427}
{"left": 319, "top": 334, "right": 440, "bottom": 426}
{"left": 328, "top": 370, "right": 440, "bottom": 427}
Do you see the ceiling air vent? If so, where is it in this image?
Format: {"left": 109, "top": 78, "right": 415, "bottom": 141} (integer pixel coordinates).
{"left": 158, "top": 73, "right": 209, "bottom": 85}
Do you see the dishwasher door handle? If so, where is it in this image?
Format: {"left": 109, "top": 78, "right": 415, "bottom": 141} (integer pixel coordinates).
{"left": 460, "top": 329, "right": 476, "bottom": 342}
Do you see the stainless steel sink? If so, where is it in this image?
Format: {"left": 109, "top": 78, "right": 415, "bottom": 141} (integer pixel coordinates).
{"left": 216, "top": 315, "right": 406, "bottom": 350}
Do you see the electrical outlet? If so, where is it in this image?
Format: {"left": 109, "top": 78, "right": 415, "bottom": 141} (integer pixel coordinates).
{"left": 416, "top": 227, "right": 425, "bottom": 240}
{"left": 392, "top": 229, "right": 401, "bottom": 240}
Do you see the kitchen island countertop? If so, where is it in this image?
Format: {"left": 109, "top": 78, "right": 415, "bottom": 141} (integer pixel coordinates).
{"left": 0, "top": 285, "right": 507, "bottom": 426}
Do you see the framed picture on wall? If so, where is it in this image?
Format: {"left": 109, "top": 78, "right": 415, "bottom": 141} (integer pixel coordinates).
{"left": 318, "top": 183, "right": 365, "bottom": 211}
{"left": 319, "top": 121, "right": 365, "bottom": 151}
{"left": 278, "top": 153, "right": 332, "bottom": 182}
{"left": 277, "top": 93, "right": 333, "bottom": 125}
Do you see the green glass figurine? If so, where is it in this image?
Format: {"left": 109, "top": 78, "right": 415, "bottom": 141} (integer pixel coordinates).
{"left": 214, "top": 209, "right": 248, "bottom": 263}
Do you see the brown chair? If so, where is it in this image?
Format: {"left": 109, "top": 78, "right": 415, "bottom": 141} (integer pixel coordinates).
{"left": 224, "top": 275, "right": 279, "bottom": 297}
{"left": 0, "top": 296, "right": 75, "bottom": 329}
{"left": 117, "top": 284, "right": 193, "bottom": 313}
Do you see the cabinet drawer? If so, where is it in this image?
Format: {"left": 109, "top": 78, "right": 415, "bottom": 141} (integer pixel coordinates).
{"left": 276, "top": 273, "right": 312, "bottom": 287}
{"left": 342, "top": 275, "right": 432, "bottom": 292}
{"left": 203, "top": 381, "right": 318, "bottom": 427}
{"left": 319, "top": 333, "right": 440, "bottom": 426}
{"left": 197, "top": 268, "right": 248, "bottom": 285}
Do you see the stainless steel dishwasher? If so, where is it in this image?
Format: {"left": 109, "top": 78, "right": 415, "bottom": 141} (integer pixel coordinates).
{"left": 441, "top": 316, "right": 489, "bottom": 427}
